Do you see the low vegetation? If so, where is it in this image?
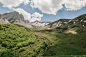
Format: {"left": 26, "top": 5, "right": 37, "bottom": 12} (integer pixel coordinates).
{"left": 0, "top": 24, "right": 48, "bottom": 57}
{"left": 34, "top": 26, "right": 86, "bottom": 57}
{"left": 0, "top": 22, "right": 86, "bottom": 57}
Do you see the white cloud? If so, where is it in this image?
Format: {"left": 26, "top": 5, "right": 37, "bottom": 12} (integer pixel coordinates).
{"left": 0, "top": 0, "right": 86, "bottom": 21}
{"left": 29, "top": 18, "right": 41, "bottom": 22}
{"left": 30, "top": 0, "right": 86, "bottom": 15}
{"left": 30, "top": 12, "right": 43, "bottom": 22}
{"left": 64, "top": 0, "right": 86, "bottom": 11}
{"left": 0, "top": 0, "right": 30, "bottom": 9}
{"left": 32, "top": 12, "right": 43, "bottom": 18}
{"left": 30, "top": 0, "right": 64, "bottom": 15}
{"left": 14, "top": 8, "right": 43, "bottom": 22}
{"left": 14, "top": 8, "right": 31, "bottom": 20}
{"left": 7, "top": 11, "right": 9, "bottom": 13}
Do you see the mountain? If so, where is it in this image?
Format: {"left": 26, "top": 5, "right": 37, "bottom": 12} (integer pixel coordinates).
{"left": 0, "top": 11, "right": 32, "bottom": 28}
{"left": 59, "top": 14, "right": 86, "bottom": 29}
{"left": 44, "top": 19, "right": 71, "bottom": 28}
{"left": 0, "top": 13, "right": 86, "bottom": 57}
{"left": 31, "top": 20, "right": 50, "bottom": 27}
{"left": 0, "top": 11, "right": 86, "bottom": 29}
{"left": 33, "top": 14, "right": 86, "bottom": 56}
{"left": 44, "top": 14, "right": 86, "bottom": 30}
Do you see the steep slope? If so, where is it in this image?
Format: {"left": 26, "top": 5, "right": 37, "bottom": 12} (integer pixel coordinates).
{"left": 33, "top": 14, "right": 86, "bottom": 57}
{"left": 0, "top": 11, "right": 32, "bottom": 28}
{"left": 51, "top": 14, "right": 86, "bottom": 33}
{"left": 44, "top": 14, "right": 86, "bottom": 30}
{"left": 0, "top": 18, "right": 9, "bottom": 24}
{"left": 0, "top": 24, "right": 48, "bottom": 57}
{"left": 45, "top": 19, "right": 71, "bottom": 28}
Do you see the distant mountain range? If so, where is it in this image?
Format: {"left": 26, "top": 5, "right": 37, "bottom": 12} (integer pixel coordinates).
{"left": 44, "top": 14, "right": 86, "bottom": 29}
{"left": 31, "top": 20, "right": 51, "bottom": 28}
{"left": 0, "top": 11, "right": 86, "bottom": 29}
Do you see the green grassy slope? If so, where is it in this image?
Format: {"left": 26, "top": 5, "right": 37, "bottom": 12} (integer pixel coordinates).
{"left": 33, "top": 27, "right": 86, "bottom": 57}
{"left": 0, "top": 24, "right": 48, "bottom": 57}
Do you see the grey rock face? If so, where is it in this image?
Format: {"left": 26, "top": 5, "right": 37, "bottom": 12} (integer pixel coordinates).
{"left": 6, "top": 11, "right": 24, "bottom": 21}
{"left": 0, "top": 19, "right": 9, "bottom": 24}
{"left": 0, "top": 11, "right": 32, "bottom": 28}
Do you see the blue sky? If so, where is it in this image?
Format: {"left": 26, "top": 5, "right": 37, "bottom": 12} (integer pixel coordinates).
{"left": 0, "top": 0, "right": 86, "bottom": 22}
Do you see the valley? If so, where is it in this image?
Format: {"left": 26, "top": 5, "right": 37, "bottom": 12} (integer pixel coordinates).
{"left": 0, "top": 12, "right": 86, "bottom": 57}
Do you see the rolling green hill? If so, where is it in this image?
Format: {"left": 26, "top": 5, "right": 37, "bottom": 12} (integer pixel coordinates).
{"left": 33, "top": 26, "right": 86, "bottom": 57}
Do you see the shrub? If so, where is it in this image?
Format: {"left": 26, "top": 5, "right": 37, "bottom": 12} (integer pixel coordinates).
{"left": 40, "top": 45, "right": 46, "bottom": 49}
{"left": 33, "top": 47, "right": 40, "bottom": 54}
{"left": 71, "top": 25, "right": 79, "bottom": 28}
{"left": 0, "top": 50, "right": 15, "bottom": 57}
{"left": 2, "top": 42, "right": 7, "bottom": 47}
{"left": 76, "top": 29, "right": 84, "bottom": 33}
{"left": 41, "top": 37, "right": 44, "bottom": 39}
{"left": 29, "top": 40, "right": 34, "bottom": 44}
{"left": 40, "top": 41, "right": 48, "bottom": 49}
{"left": 69, "top": 41, "right": 75, "bottom": 44}
{"left": 56, "top": 27, "right": 61, "bottom": 29}
{"left": 27, "top": 51, "right": 33, "bottom": 55}
{"left": 16, "top": 43, "right": 22, "bottom": 49}
{"left": 62, "top": 27, "right": 67, "bottom": 30}
{"left": 19, "top": 48, "right": 26, "bottom": 53}
{"left": 69, "top": 21, "right": 73, "bottom": 25}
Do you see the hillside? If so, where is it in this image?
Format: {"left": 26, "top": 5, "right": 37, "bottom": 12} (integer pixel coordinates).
{"left": 44, "top": 14, "right": 86, "bottom": 30}
{"left": 46, "top": 19, "right": 71, "bottom": 28}
{"left": 0, "top": 14, "right": 86, "bottom": 57}
{"left": 0, "top": 24, "right": 48, "bottom": 57}
{"left": 34, "top": 26, "right": 86, "bottom": 57}
{"left": 33, "top": 14, "right": 86, "bottom": 57}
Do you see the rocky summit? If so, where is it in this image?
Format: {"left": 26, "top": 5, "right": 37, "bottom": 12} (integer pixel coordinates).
{"left": 0, "top": 11, "right": 32, "bottom": 28}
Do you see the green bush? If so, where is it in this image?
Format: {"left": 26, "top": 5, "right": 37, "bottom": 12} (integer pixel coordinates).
{"left": 40, "top": 41, "right": 48, "bottom": 49}
{"left": 27, "top": 51, "right": 33, "bottom": 55}
{"left": 0, "top": 50, "right": 15, "bottom": 57}
{"left": 62, "top": 27, "right": 68, "bottom": 30}
{"left": 33, "top": 47, "right": 40, "bottom": 54}
{"left": 25, "top": 51, "right": 37, "bottom": 57}
{"left": 71, "top": 25, "right": 79, "bottom": 28}
{"left": 2, "top": 42, "right": 7, "bottom": 47}
{"left": 69, "top": 21, "right": 73, "bottom": 25}
{"left": 19, "top": 48, "right": 26, "bottom": 53}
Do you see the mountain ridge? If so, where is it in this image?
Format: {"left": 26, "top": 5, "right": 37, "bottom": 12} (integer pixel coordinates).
{"left": 0, "top": 11, "right": 32, "bottom": 28}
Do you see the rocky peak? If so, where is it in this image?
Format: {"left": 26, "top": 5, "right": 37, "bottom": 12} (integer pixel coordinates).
{"left": 6, "top": 11, "right": 24, "bottom": 21}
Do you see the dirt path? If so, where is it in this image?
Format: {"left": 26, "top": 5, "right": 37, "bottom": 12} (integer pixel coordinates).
{"left": 66, "top": 29, "right": 77, "bottom": 34}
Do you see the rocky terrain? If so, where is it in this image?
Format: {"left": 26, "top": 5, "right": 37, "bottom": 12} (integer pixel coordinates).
{"left": 0, "top": 11, "right": 32, "bottom": 28}
{"left": 31, "top": 20, "right": 51, "bottom": 28}
{"left": 0, "top": 11, "right": 86, "bottom": 30}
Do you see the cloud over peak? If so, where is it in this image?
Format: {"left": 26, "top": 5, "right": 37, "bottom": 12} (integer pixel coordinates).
{"left": 14, "top": 8, "right": 31, "bottom": 20}
{"left": 14, "top": 8, "right": 43, "bottom": 22}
